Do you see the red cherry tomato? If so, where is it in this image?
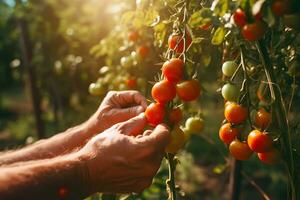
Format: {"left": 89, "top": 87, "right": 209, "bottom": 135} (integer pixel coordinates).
{"left": 151, "top": 80, "right": 176, "bottom": 103}
{"left": 272, "top": 0, "right": 289, "bottom": 16}
{"left": 176, "top": 79, "right": 201, "bottom": 102}
{"left": 128, "top": 31, "right": 139, "bottom": 42}
{"left": 162, "top": 58, "right": 184, "bottom": 83}
{"left": 145, "top": 103, "right": 165, "bottom": 126}
{"left": 219, "top": 123, "right": 239, "bottom": 144}
{"left": 168, "top": 108, "right": 183, "bottom": 124}
{"left": 137, "top": 45, "right": 149, "bottom": 59}
{"left": 247, "top": 130, "right": 273, "bottom": 153}
{"left": 229, "top": 140, "right": 253, "bottom": 160}
{"left": 168, "top": 33, "right": 192, "bottom": 53}
{"left": 255, "top": 108, "right": 271, "bottom": 129}
{"left": 258, "top": 148, "right": 280, "bottom": 165}
{"left": 242, "top": 21, "right": 267, "bottom": 41}
{"left": 125, "top": 77, "right": 137, "bottom": 89}
{"left": 224, "top": 102, "right": 248, "bottom": 124}
{"left": 233, "top": 8, "right": 247, "bottom": 27}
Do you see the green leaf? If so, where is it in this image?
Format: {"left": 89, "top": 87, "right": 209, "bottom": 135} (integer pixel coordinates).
{"left": 188, "top": 8, "right": 213, "bottom": 28}
{"left": 211, "top": 27, "right": 225, "bottom": 45}
{"left": 211, "top": 0, "right": 229, "bottom": 17}
{"left": 144, "top": 7, "right": 160, "bottom": 27}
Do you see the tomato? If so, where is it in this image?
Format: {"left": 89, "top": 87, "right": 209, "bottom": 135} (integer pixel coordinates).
{"left": 272, "top": 0, "right": 289, "bottom": 16}
{"left": 229, "top": 140, "right": 253, "bottom": 161}
{"left": 242, "top": 21, "right": 267, "bottom": 41}
{"left": 258, "top": 148, "right": 280, "bottom": 165}
{"left": 151, "top": 80, "right": 176, "bottom": 103}
{"left": 185, "top": 117, "right": 204, "bottom": 134}
{"left": 128, "top": 31, "right": 139, "bottom": 42}
{"left": 247, "top": 130, "right": 273, "bottom": 153}
{"left": 224, "top": 102, "right": 248, "bottom": 124}
{"left": 255, "top": 108, "right": 271, "bottom": 129}
{"left": 137, "top": 45, "right": 149, "bottom": 59}
{"left": 165, "top": 125, "right": 186, "bottom": 154}
{"left": 168, "top": 108, "right": 183, "bottom": 124}
{"left": 284, "top": 14, "right": 300, "bottom": 30}
{"left": 125, "top": 77, "right": 137, "bottom": 89}
{"left": 145, "top": 103, "right": 165, "bottom": 126}
{"left": 89, "top": 83, "right": 105, "bottom": 96}
{"left": 233, "top": 8, "right": 247, "bottom": 27}
{"left": 120, "top": 56, "right": 133, "bottom": 68}
{"left": 176, "top": 79, "right": 201, "bottom": 102}
{"left": 221, "top": 83, "right": 239, "bottom": 101}
{"left": 168, "top": 33, "right": 192, "bottom": 53}
{"left": 219, "top": 123, "right": 239, "bottom": 144}
{"left": 162, "top": 58, "right": 184, "bottom": 83}
{"left": 222, "top": 61, "right": 238, "bottom": 77}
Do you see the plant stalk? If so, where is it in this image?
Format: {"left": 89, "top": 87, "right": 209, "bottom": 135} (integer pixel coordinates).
{"left": 167, "top": 153, "right": 177, "bottom": 200}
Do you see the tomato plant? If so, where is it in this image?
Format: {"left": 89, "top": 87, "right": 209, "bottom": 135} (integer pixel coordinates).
{"left": 151, "top": 80, "right": 176, "bottom": 103}
{"left": 219, "top": 123, "right": 239, "bottom": 144}
{"left": 229, "top": 140, "right": 253, "bottom": 161}
{"left": 168, "top": 108, "right": 183, "bottom": 124}
{"left": 221, "top": 83, "right": 240, "bottom": 101}
{"left": 165, "top": 125, "right": 186, "bottom": 154}
{"left": 242, "top": 21, "right": 267, "bottom": 41}
{"left": 168, "top": 33, "right": 192, "bottom": 53}
{"left": 185, "top": 116, "right": 204, "bottom": 134}
{"left": 176, "top": 79, "right": 201, "bottom": 102}
{"left": 258, "top": 148, "right": 281, "bottom": 165}
{"left": 162, "top": 58, "right": 184, "bottom": 83}
{"left": 224, "top": 102, "right": 248, "bottom": 124}
{"left": 255, "top": 108, "right": 271, "bottom": 129}
{"left": 233, "top": 8, "right": 247, "bottom": 27}
{"left": 145, "top": 103, "right": 165, "bottom": 126}
{"left": 247, "top": 130, "right": 273, "bottom": 153}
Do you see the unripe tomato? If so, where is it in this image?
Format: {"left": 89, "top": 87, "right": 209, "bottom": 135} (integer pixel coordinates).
{"left": 185, "top": 117, "right": 204, "bottom": 134}
{"left": 151, "top": 80, "right": 176, "bottom": 103}
{"left": 272, "top": 0, "right": 288, "bottom": 16}
{"left": 125, "top": 77, "right": 137, "bottom": 89}
{"left": 242, "top": 21, "right": 267, "bottom": 41}
{"left": 165, "top": 125, "right": 186, "bottom": 154}
{"left": 221, "top": 83, "right": 240, "bottom": 101}
{"left": 233, "top": 8, "right": 247, "bottom": 27}
{"left": 255, "top": 108, "right": 271, "bottom": 129}
{"left": 222, "top": 61, "right": 238, "bottom": 77}
{"left": 128, "top": 31, "right": 139, "bottom": 42}
{"left": 120, "top": 56, "right": 133, "bottom": 68}
{"left": 145, "top": 103, "right": 165, "bottom": 126}
{"left": 168, "top": 33, "right": 192, "bottom": 53}
{"left": 247, "top": 130, "right": 273, "bottom": 153}
{"left": 137, "top": 45, "right": 149, "bottom": 59}
{"left": 258, "top": 148, "right": 280, "bottom": 165}
{"left": 229, "top": 140, "right": 253, "bottom": 160}
{"left": 219, "top": 123, "right": 239, "bottom": 144}
{"left": 89, "top": 83, "right": 105, "bottom": 96}
{"left": 168, "top": 108, "right": 183, "bottom": 124}
{"left": 224, "top": 102, "right": 248, "bottom": 124}
{"left": 162, "top": 58, "right": 184, "bottom": 83}
{"left": 176, "top": 79, "right": 201, "bottom": 102}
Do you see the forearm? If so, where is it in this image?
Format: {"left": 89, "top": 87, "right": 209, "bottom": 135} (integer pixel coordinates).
{"left": 0, "top": 122, "right": 94, "bottom": 166}
{"left": 0, "top": 153, "right": 91, "bottom": 200}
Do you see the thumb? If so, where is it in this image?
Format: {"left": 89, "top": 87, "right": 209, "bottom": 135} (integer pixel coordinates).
{"left": 139, "top": 124, "right": 170, "bottom": 150}
{"left": 117, "top": 113, "right": 147, "bottom": 136}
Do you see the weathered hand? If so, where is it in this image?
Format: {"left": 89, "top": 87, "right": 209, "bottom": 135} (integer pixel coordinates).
{"left": 78, "top": 114, "right": 170, "bottom": 194}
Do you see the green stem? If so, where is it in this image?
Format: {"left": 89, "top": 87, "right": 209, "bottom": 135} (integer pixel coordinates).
{"left": 166, "top": 153, "right": 177, "bottom": 200}
{"left": 256, "top": 40, "right": 296, "bottom": 200}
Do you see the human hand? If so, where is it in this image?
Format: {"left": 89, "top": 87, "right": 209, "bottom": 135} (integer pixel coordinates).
{"left": 86, "top": 91, "right": 148, "bottom": 136}
{"left": 78, "top": 114, "right": 170, "bottom": 194}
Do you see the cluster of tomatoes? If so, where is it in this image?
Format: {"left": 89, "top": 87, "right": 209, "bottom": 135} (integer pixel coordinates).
{"left": 219, "top": 61, "right": 280, "bottom": 165}
{"left": 144, "top": 33, "right": 202, "bottom": 153}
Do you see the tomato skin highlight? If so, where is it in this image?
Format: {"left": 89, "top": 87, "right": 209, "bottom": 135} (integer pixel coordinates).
{"left": 176, "top": 79, "right": 201, "bottom": 102}
{"left": 258, "top": 148, "right": 280, "bottom": 165}
{"left": 224, "top": 102, "right": 248, "bottom": 124}
{"left": 168, "top": 33, "right": 192, "bottom": 53}
{"left": 233, "top": 8, "right": 247, "bottom": 27}
{"left": 137, "top": 45, "right": 149, "bottom": 59}
{"left": 242, "top": 21, "right": 267, "bottom": 41}
{"left": 219, "top": 123, "right": 239, "bottom": 144}
{"left": 168, "top": 108, "right": 183, "bottom": 124}
{"left": 162, "top": 58, "right": 184, "bottom": 83}
{"left": 151, "top": 80, "right": 176, "bottom": 103}
{"left": 255, "top": 108, "right": 271, "bottom": 129}
{"left": 247, "top": 130, "right": 273, "bottom": 153}
{"left": 165, "top": 125, "right": 186, "bottom": 154}
{"left": 145, "top": 103, "right": 165, "bottom": 126}
{"left": 229, "top": 140, "right": 253, "bottom": 161}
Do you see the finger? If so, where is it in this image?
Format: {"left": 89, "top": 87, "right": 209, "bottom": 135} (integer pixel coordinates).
{"left": 118, "top": 113, "right": 147, "bottom": 136}
{"left": 143, "top": 130, "right": 152, "bottom": 136}
{"left": 138, "top": 124, "right": 170, "bottom": 150}
{"left": 114, "top": 91, "right": 148, "bottom": 108}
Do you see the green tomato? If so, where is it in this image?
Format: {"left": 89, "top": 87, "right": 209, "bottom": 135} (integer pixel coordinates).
{"left": 89, "top": 83, "right": 105, "bottom": 96}
{"left": 221, "top": 83, "right": 239, "bottom": 101}
{"left": 120, "top": 56, "right": 133, "bottom": 68}
{"left": 222, "top": 61, "right": 238, "bottom": 77}
{"left": 185, "top": 117, "right": 204, "bottom": 134}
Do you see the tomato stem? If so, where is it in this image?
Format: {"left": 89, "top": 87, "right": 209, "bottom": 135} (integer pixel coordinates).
{"left": 166, "top": 153, "right": 177, "bottom": 200}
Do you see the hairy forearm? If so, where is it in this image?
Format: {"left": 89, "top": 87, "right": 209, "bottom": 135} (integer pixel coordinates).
{"left": 0, "top": 122, "right": 94, "bottom": 166}
{"left": 0, "top": 153, "right": 91, "bottom": 200}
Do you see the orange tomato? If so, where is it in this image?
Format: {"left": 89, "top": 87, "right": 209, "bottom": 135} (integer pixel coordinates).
{"left": 229, "top": 140, "right": 253, "bottom": 160}
{"left": 258, "top": 148, "right": 280, "bottom": 165}
{"left": 224, "top": 102, "right": 248, "bottom": 124}
{"left": 255, "top": 108, "right": 271, "bottom": 129}
{"left": 219, "top": 123, "right": 239, "bottom": 144}
{"left": 247, "top": 130, "right": 273, "bottom": 153}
